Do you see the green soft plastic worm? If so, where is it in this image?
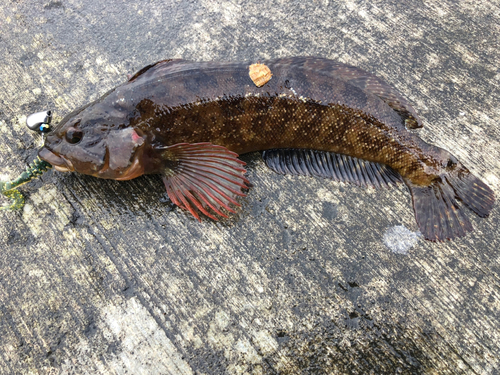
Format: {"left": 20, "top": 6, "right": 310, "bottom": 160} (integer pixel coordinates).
{"left": 0, "top": 157, "right": 52, "bottom": 210}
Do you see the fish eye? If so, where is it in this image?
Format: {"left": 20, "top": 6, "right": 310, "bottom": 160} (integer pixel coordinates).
{"left": 65, "top": 127, "right": 83, "bottom": 144}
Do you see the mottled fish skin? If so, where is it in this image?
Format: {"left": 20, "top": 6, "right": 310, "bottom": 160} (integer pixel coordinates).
{"left": 39, "top": 57, "right": 494, "bottom": 241}
{"left": 100, "top": 57, "right": 438, "bottom": 185}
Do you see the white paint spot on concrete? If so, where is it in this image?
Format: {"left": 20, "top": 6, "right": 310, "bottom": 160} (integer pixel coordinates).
{"left": 383, "top": 225, "right": 420, "bottom": 254}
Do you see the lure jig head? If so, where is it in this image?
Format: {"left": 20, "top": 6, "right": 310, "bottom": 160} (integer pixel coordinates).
{"left": 26, "top": 110, "right": 52, "bottom": 141}
{"left": 0, "top": 111, "right": 53, "bottom": 210}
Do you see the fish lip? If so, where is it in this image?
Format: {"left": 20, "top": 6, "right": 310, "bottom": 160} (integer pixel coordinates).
{"left": 38, "top": 147, "right": 75, "bottom": 172}
{"left": 54, "top": 165, "right": 72, "bottom": 172}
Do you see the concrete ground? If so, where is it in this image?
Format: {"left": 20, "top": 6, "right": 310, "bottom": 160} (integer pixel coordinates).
{"left": 1, "top": 0, "right": 499, "bottom": 374}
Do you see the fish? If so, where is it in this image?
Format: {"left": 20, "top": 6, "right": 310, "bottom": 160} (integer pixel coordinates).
{"left": 37, "top": 56, "right": 495, "bottom": 241}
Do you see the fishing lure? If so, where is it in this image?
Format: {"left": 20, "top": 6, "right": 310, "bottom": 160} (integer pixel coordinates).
{"left": 0, "top": 157, "right": 52, "bottom": 210}
{"left": 1, "top": 111, "right": 53, "bottom": 210}
{"left": 2, "top": 57, "right": 494, "bottom": 241}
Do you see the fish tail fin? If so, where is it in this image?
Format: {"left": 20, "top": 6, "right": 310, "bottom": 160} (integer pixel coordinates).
{"left": 446, "top": 169, "right": 495, "bottom": 218}
{"left": 406, "top": 168, "right": 494, "bottom": 241}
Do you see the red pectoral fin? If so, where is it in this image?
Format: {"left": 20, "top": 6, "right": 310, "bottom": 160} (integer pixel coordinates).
{"left": 161, "top": 143, "right": 250, "bottom": 221}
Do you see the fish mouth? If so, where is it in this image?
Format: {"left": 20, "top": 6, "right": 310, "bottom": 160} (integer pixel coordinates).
{"left": 38, "top": 147, "right": 75, "bottom": 172}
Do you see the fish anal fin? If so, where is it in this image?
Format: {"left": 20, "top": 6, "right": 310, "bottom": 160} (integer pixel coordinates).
{"left": 161, "top": 143, "right": 249, "bottom": 220}
{"left": 262, "top": 148, "right": 402, "bottom": 188}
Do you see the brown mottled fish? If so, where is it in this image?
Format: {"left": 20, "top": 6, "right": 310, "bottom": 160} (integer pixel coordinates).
{"left": 38, "top": 57, "right": 494, "bottom": 241}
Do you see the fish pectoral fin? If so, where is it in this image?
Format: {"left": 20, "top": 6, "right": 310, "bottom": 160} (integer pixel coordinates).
{"left": 161, "top": 142, "right": 250, "bottom": 221}
{"left": 262, "top": 148, "right": 402, "bottom": 188}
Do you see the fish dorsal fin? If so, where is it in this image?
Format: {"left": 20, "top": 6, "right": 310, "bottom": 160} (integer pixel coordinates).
{"left": 161, "top": 143, "right": 250, "bottom": 220}
{"left": 322, "top": 60, "right": 423, "bottom": 129}
{"left": 127, "top": 59, "right": 182, "bottom": 82}
{"left": 262, "top": 148, "right": 402, "bottom": 188}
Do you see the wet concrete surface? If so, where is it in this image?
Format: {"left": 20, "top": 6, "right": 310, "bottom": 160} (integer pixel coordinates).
{"left": 1, "top": 0, "right": 499, "bottom": 373}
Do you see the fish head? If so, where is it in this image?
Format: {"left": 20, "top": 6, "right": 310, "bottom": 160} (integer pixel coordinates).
{"left": 38, "top": 102, "right": 146, "bottom": 180}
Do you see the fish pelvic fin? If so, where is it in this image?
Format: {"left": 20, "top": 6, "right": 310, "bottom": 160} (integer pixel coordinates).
{"left": 161, "top": 143, "right": 250, "bottom": 221}
{"left": 406, "top": 168, "right": 494, "bottom": 241}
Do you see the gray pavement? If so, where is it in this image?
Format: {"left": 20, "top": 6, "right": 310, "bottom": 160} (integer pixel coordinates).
{"left": 0, "top": 0, "right": 499, "bottom": 373}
